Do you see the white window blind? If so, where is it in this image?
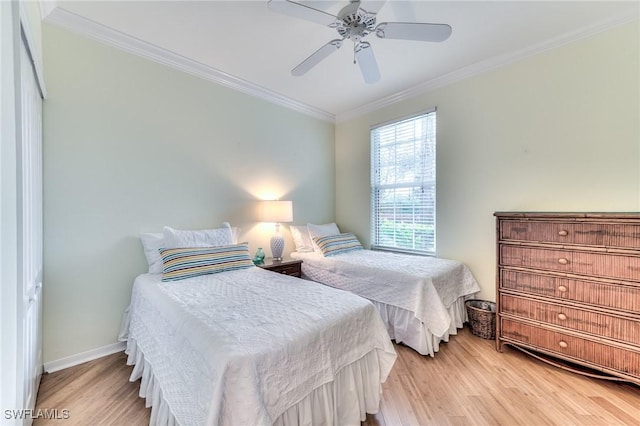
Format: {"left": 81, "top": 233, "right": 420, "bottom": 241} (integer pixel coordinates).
{"left": 371, "top": 110, "right": 436, "bottom": 255}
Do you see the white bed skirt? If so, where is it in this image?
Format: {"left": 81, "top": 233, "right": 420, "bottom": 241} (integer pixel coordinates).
{"left": 126, "top": 337, "right": 386, "bottom": 426}
{"left": 370, "top": 296, "right": 469, "bottom": 357}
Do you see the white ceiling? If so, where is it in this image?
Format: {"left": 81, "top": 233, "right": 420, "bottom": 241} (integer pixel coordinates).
{"left": 45, "top": 1, "right": 639, "bottom": 120}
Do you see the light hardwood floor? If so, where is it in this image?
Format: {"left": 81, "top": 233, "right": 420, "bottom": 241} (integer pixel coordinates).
{"left": 35, "top": 327, "right": 640, "bottom": 425}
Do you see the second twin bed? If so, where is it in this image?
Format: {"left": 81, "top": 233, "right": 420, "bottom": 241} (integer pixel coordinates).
{"left": 290, "top": 223, "right": 481, "bottom": 356}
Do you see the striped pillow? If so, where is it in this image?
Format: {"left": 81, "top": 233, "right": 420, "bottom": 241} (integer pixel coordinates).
{"left": 313, "top": 233, "right": 363, "bottom": 257}
{"left": 160, "top": 243, "right": 254, "bottom": 282}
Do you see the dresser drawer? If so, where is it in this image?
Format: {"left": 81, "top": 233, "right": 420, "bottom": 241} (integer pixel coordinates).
{"left": 500, "top": 294, "right": 640, "bottom": 346}
{"left": 500, "top": 220, "right": 640, "bottom": 249}
{"left": 500, "top": 245, "right": 640, "bottom": 281}
{"left": 500, "top": 318, "right": 640, "bottom": 378}
{"left": 500, "top": 269, "right": 640, "bottom": 313}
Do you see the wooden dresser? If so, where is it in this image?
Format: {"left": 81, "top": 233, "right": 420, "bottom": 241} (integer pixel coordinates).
{"left": 495, "top": 212, "right": 640, "bottom": 385}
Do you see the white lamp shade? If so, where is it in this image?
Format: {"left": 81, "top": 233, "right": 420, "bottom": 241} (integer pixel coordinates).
{"left": 262, "top": 200, "right": 293, "bottom": 223}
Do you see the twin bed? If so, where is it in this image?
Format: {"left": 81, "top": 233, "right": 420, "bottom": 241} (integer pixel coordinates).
{"left": 123, "top": 268, "right": 396, "bottom": 425}
{"left": 121, "top": 223, "right": 480, "bottom": 425}
{"left": 290, "top": 223, "right": 481, "bottom": 356}
{"left": 292, "top": 250, "right": 480, "bottom": 356}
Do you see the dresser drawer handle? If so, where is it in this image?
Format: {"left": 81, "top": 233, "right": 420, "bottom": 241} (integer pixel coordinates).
{"left": 557, "top": 285, "right": 568, "bottom": 292}
{"left": 558, "top": 258, "right": 569, "bottom": 265}
{"left": 557, "top": 313, "right": 567, "bottom": 321}
{"left": 558, "top": 230, "right": 569, "bottom": 236}
{"left": 558, "top": 341, "right": 568, "bottom": 348}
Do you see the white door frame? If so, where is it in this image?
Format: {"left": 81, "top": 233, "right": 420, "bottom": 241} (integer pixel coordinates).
{"left": 19, "top": 25, "right": 45, "bottom": 419}
{"left": 1, "top": 1, "right": 22, "bottom": 422}
{"left": 1, "top": 2, "right": 46, "bottom": 424}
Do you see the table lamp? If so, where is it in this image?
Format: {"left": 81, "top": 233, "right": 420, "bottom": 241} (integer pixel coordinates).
{"left": 262, "top": 200, "right": 293, "bottom": 261}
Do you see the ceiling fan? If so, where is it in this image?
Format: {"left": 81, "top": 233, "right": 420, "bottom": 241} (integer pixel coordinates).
{"left": 267, "top": 0, "right": 452, "bottom": 84}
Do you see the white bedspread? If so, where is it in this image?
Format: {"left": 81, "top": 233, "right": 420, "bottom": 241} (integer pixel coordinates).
{"left": 124, "top": 267, "right": 396, "bottom": 425}
{"left": 291, "top": 250, "right": 480, "bottom": 338}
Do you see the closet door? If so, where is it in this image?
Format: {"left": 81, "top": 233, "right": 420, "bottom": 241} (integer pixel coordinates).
{"left": 19, "top": 34, "right": 43, "bottom": 414}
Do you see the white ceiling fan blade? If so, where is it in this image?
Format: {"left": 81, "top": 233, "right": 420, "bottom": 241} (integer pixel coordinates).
{"left": 355, "top": 42, "right": 380, "bottom": 84}
{"left": 375, "top": 22, "right": 452, "bottom": 42}
{"left": 292, "top": 39, "right": 343, "bottom": 76}
{"left": 268, "top": 0, "right": 338, "bottom": 26}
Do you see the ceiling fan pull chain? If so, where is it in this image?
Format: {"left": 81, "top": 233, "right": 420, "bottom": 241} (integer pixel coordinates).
{"left": 353, "top": 44, "right": 357, "bottom": 64}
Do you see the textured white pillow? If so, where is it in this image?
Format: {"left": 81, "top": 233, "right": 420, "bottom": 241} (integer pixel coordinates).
{"left": 307, "top": 222, "right": 341, "bottom": 252}
{"left": 140, "top": 233, "right": 164, "bottom": 274}
{"left": 290, "top": 225, "right": 314, "bottom": 252}
{"left": 163, "top": 226, "right": 234, "bottom": 249}
{"left": 140, "top": 224, "right": 236, "bottom": 273}
{"left": 231, "top": 228, "right": 241, "bottom": 244}
{"left": 221, "top": 222, "right": 241, "bottom": 244}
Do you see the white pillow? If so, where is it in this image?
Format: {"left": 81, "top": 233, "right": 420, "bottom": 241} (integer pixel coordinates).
{"left": 307, "top": 222, "right": 341, "bottom": 252}
{"left": 140, "top": 224, "right": 236, "bottom": 273}
{"left": 163, "top": 226, "right": 233, "bottom": 249}
{"left": 221, "top": 222, "right": 241, "bottom": 244}
{"left": 290, "top": 225, "right": 314, "bottom": 252}
{"left": 140, "top": 233, "right": 164, "bottom": 274}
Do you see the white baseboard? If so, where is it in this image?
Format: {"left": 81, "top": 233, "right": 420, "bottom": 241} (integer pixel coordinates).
{"left": 44, "top": 341, "right": 126, "bottom": 373}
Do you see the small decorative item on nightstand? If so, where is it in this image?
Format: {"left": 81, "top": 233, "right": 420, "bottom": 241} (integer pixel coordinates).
{"left": 253, "top": 248, "right": 266, "bottom": 265}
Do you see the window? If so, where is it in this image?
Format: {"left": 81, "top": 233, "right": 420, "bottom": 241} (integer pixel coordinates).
{"left": 371, "top": 110, "right": 436, "bottom": 255}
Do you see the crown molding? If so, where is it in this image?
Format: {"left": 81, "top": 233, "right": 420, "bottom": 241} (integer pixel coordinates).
{"left": 41, "top": 4, "right": 638, "bottom": 125}
{"left": 335, "top": 11, "right": 639, "bottom": 123}
{"left": 39, "top": 0, "right": 57, "bottom": 21}
{"left": 43, "top": 7, "right": 335, "bottom": 123}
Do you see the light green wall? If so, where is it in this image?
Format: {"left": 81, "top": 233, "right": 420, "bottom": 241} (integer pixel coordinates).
{"left": 42, "top": 24, "right": 335, "bottom": 363}
{"left": 336, "top": 21, "right": 640, "bottom": 301}
{"left": 42, "top": 18, "right": 640, "bottom": 363}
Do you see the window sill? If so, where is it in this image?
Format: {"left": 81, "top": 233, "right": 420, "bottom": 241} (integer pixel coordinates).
{"left": 371, "top": 246, "right": 435, "bottom": 257}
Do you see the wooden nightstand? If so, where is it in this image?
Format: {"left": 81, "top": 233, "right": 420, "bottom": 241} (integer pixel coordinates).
{"left": 257, "top": 258, "right": 302, "bottom": 278}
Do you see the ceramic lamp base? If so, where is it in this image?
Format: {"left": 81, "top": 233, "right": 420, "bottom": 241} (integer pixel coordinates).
{"left": 270, "top": 234, "right": 285, "bottom": 260}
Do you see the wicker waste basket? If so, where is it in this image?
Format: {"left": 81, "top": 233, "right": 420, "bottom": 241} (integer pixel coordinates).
{"left": 465, "top": 299, "right": 496, "bottom": 339}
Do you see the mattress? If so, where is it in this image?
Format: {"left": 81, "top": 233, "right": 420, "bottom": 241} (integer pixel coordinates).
{"left": 120, "top": 267, "right": 397, "bottom": 425}
{"left": 291, "top": 250, "right": 480, "bottom": 355}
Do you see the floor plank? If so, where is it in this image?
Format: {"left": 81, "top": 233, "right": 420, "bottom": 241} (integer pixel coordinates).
{"left": 35, "top": 327, "right": 640, "bottom": 425}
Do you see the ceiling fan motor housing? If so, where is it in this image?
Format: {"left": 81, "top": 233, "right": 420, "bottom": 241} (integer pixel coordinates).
{"left": 336, "top": 3, "right": 376, "bottom": 42}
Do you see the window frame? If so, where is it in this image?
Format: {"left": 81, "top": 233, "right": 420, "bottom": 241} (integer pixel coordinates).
{"left": 370, "top": 108, "right": 437, "bottom": 256}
